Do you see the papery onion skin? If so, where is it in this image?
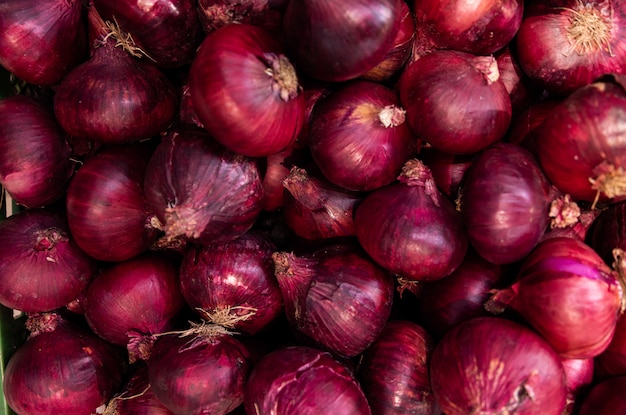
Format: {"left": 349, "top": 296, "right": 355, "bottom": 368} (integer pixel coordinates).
{"left": 357, "top": 320, "right": 436, "bottom": 415}
{"left": 589, "top": 200, "right": 626, "bottom": 265}
{"left": 0, "top": 95, "right": 74, "bottom": 208}
{"left": 309, "top": 80, "right": 415, "bottom": 192}
{"left": 461, "top": 143, "right": 553, "bottom": 265}
{"left": 66, "top": 143, "right": 161, "bottom": 262}
{"left": 0, "top": 0, "right": 87, "bottom": 85}
{"left": 179, "top": 231, "right": 283, "bottom": 335}
{"left": 516, "top": 0, "right": 626, "bottom": 96}
{"left": 578, "top": 376, "right": 626, "bottom": 415}
{"left": 189, "top": 23, "right": 305, "bottom": 157}
{"left": 104, "top": 365, "right": 174, "bottom": 415}
{"left": 244, "top": 345, "right": 372, "bottom": 415}
{"left": 430, "top": 317, "right": 567, "bottom": 415}
{"left": 282, "top": 0, "right": 402, "bottom": 82}
{"left": 0, "top": 208, "right": 97, "bottom": 313}
{"left": 398, "top": 50, "right": 512, "bottom": 155}
{"left": 143, "top": 129, "right": 264, "bottom": 246}
{"left": 536, "top": 74, "right": 626, "bottom": 204}
{"left": 355, "top": 159, "right": 468, "bottom": 281}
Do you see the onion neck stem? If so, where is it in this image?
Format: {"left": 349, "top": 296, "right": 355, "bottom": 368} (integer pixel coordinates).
{"left": 558, "top": 1, "right": 614, "bottom": 56}
{"left": 263, "top": 53, "right": 301, "bottom": 101}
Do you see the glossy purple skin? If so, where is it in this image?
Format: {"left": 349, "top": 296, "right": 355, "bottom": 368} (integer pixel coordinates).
{"left": 579, "top": 376, "right": 626, "bottom": 415}
{"left": 106, "top": 366, "right": 174, "bottom": 415}
{"left": 430, "top": 317, "right": 567, "bottom": 415}
{"left": 461, "top": 142, "right": 553, "bottom": 265}
{"left": 245, "top": 346, "right": 372, "bottom": 415}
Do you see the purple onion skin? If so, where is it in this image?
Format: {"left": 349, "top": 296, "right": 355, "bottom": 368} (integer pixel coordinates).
{"left": 147, "top": 331, "right": 251, "bottom": 415}
{"left": 179, "top": 231, "right": 283, "bottom": 335}
{"left": 430, "top": 317, "right": 567, "bottom": 415}
{"left": 561, "top": 357, "right": 593, "bottom": 414}
{"left": 590, "top": 201, "right": 626, "bottom": 266}
{"left": 594, "top": 311, "right": 626, "bottom": 379}
{"left": 0, "top": 208, "right": 97, "bottom": 313}
{"left": 0, "top": 95, "right": 74, "bottom": 208}
{"left": 105, "top": 365, "right": 174, "bottom": 415}
{"left": 0, "top": 0, "right": 87, "bottom": 85}
{"left": 244, "top": 345, "right": 372, "bottom": 415}
{"left": 461, "top": 142, "right": 553, "bottom": 265}
{"left": 420, "top": 148, "right": 475, "bottom": 198}
{"left": 3, "top": 318, "right": 125, "bottom": 415}
{"left": 143, "top": 129, "right": 264, "bottom": 246}
{"left": 197, "top": 0, "right": 285, "bottom": 35}
{"left": 66, "top": 143, "right": 161, "bottom": 262}
{"left": 92, "top": 0, "right": 204, "bottom": 68}
{"left": 579, "top": 376, "right": 626, "bottom": 415}
{"left": 357, "top": 320, "right": 436, "bottom": 415}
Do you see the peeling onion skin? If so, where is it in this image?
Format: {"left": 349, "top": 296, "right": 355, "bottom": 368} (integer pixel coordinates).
{"left": 430, "top": 317, "right": 568, "bottom": 415}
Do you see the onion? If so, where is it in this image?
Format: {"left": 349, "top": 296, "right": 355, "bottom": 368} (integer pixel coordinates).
{"left": 244, "top": 345, "right": 371, "bottom": 415}
{"left": 594, "top": 310, "right": 626, "bottom": 379}
{"left": 420, "top": 148, "right": 476, "bottom": 199}
{"left": 486, "top": 237, "right": 624, "bottom": 359}
{"left": 578, "top": 376, "right": 626, "bottom": 415}
{"left": 0, "top": 207, "right": 97, "bottom": 313}
{"left": 143, "top": 128, "right": 264, "bottom": 246}
{"left": 272, "top": 244, "right": 394, "bottom": 358}
{"left": 411, "top": 0, "right": 524, "bottom": 55}
{"left": 536, "top": 74, "right": 626, "bottom": 205}
{"left": 282, "top": 0, "right": 402, "bottom": 82}
{"left": 0, "top": 0, "right": 87, "bottom": 85}
{"left": 66, "top": 143, "right": 162, "bottom": 262}
{"left": 430, "top": 316, "right": 567, "bottom": 415}
{"left": 282, "top": 166, "right": 363, "bottom": 240}
{"left": 83, "top": 253, "right": 186, "bottom": 361}
{"left": 495, "top": 46, "right": 541, "bottom": 118}
{"left": 309, "top": 80, "right": 415, "bottom": 192}
{"left": 355, "top": 158, "right": 468, "bottom": 281}
{"left": 53, "top": 6, "right": 178, "bottom": 145}
{"left": 92, "top": 0, "right": 204, "bottom": 68}
{"left": 398, "top": 50, "right": 512, "bottom": 155}
{"left": 0, "top": 95, "right": 74, "bottom": 208}
{"left": 357, "top": 320, "right": 436, "bottom": 415}
{"left": 196, "top": 0, "right": 285, "bottom": 35}
{"left": 3, "top": 313, "right": 125, "bottom": 415}
{"left": 260, "top": 142, "right": 310, "bottom": 212}
{"left": 515, "top": 0, "right": 626, "bottom": 96}
{"left": 589, "top": 200, "right": 626, "bottom": 265}
{"left": 506, "top": 98, "right": 561, "bottom": 158}
{"left": 147, "top": 325, "right": 251, "bottom": 415}
{"left": 461, "top": 143, "right": 554, "bottom": 265}
{"left": 189, "top": 23, "right": 305, "bottom": 157}
{"left": 179, "top": 231, "right": 283, "bottom": 336}
{"left": 103, "top": 365, "right": 174, "bottom": 415}
{"left": 561, "top": 357, "right": 594, "bottom": 414}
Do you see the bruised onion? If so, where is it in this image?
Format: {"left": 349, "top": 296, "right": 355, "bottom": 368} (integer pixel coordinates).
{"left": 273, "top": 244, "right": 394, "bottom": 358}
{"left": 244, "top": 345, "right": 371, "bottom": 415}
{"left": 0, "top": 208, "right": 96, "bottom": 313}
{"left": 398, "top": 50, "right": 512, "bottom": 155}
{"left": 189, "top": 23, "right": 305, "bottom": 157}
{"left": 309, "top": 80, "right": 415, "bottom": 191}
{"left": 430, "top": 317, "right": 567, "bottom": 415}
{"left": 355, "top": 159, "right": 468, "bottom": 281}
{"left": 0, "top": 95, "right": 74, "bottom": 208}
{"left": 179, "top": 231, "right": 283, "bottom": 335}
{"left": 143, "top": 129, "right": 264, "bottom": 246}
{"left": 578, "top": 376, "right": 626, "bottom": 415}
{"left": 357, "top": 320, "right": 436, "bottom": 415}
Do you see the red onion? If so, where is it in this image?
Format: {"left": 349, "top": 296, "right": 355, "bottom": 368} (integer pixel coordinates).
{"left": 398, "top": 50, "right": 512, "bottom": 155}
{"left": 244, "top": 345, "right": 371, "bottom": 415}
{"left": 189, "top": 23, "right": 305, "bottom": 157}
{"left": 143, "top": 129, "right": 264, "bottom": 246}
{"left": 261, "top": 142, "right": 310, "bottom": 212}
{"left": 147, "top": 326, "right": 251, "bottom": 415}
{"left": 0, "top": 95, "right": 74, "bottom": 208}
{"left": 578, "top": 376, "right": 626, "bottom": 415}
{"left": 515, "top": 0, "right": 626, "bottom": 96}
{"left": 53, "top": 6, "right": 178, "bottom": 145}
{"left": 411, "top": 0, "right": 524, "bottom": 55}
{"left": 282, "top": 0, "right": 402, "bottom": 82}
{"left": 461, "top": 143, "right": 554, "bottom": 265}
{"left": 3, "top": 313, "right": 125, "bottom": 415}
{"left": 83, "top": 253, "right": 185, "bottom": 360}
{"left": 357, "top": 320, "right": 436, "bottom": 415}
{"left": 282, "top": 167, "right": 363, "bottom": 240}
{"left": 309, "top": 80, "right": 415, "bottom": 192}
{"left": 66, "top": 143, "right": 162, "bottom": 262}
{"left": 103, "top": 365, "right": 174, "bottom": 415}
{"left": 590, "top": 200, "right": 626, "bottom": 265}
{"left": 506, "top": 98, "right": 561, "bottom": 158}
{"left": 536, "top": 74, "right": 626, "bottom": 205}
{"left": 595, "top": 311, "right": 626, "bottom": 379}
{"left": 197, "top": 0, "right": 285, "bottom": 35}
{"left": 561, "top": 357, "right": 594, "bottom": 414}
{"left": 486, "top": 237, "right": 624, "bottom": 359}
{"left": 420, "top": 148, "right": 476, "bottom": 199}
{"left": 0, "top": 0, "right": 87, "bottom": 85}
{"left": 273, "top": 244, "right": 394, "bottom": 358}
{"left": 179, "top": 231, "right": 283, "bottom": 336}
{"left": 0, "top": 208, "right": 96, "bottom": 313}
{"left": 355, "top": 159, "right": 468, "bottom": 281}
{"left": 92, "top": 0, "right": 204, "bottom": 68}
{"left": 495, "top": 46, "right": 541, "bottom": 117}
{"left": 430, "top": 317, "right": 567, "bottom": 415}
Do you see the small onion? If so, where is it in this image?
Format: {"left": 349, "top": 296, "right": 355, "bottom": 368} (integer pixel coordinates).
{"left": 561, "top": 357, "right": 594, "bottom": 414}
{"left": 103, "top": 365, "right": 174, "bottom": 415}
{"left": 430, "top": 317, "right": 567, "bottom": 415}
{"left": 578, "top": 376, "right": 626, "bottom": 415}
{"left": 420, "top": 148, "right": 476, "bottom": 199}
{"left": 261, "top": 143, "right": 310, "bottom": 212}
{"left": 244, "top": 345, "right": 371, "bottom": 415}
